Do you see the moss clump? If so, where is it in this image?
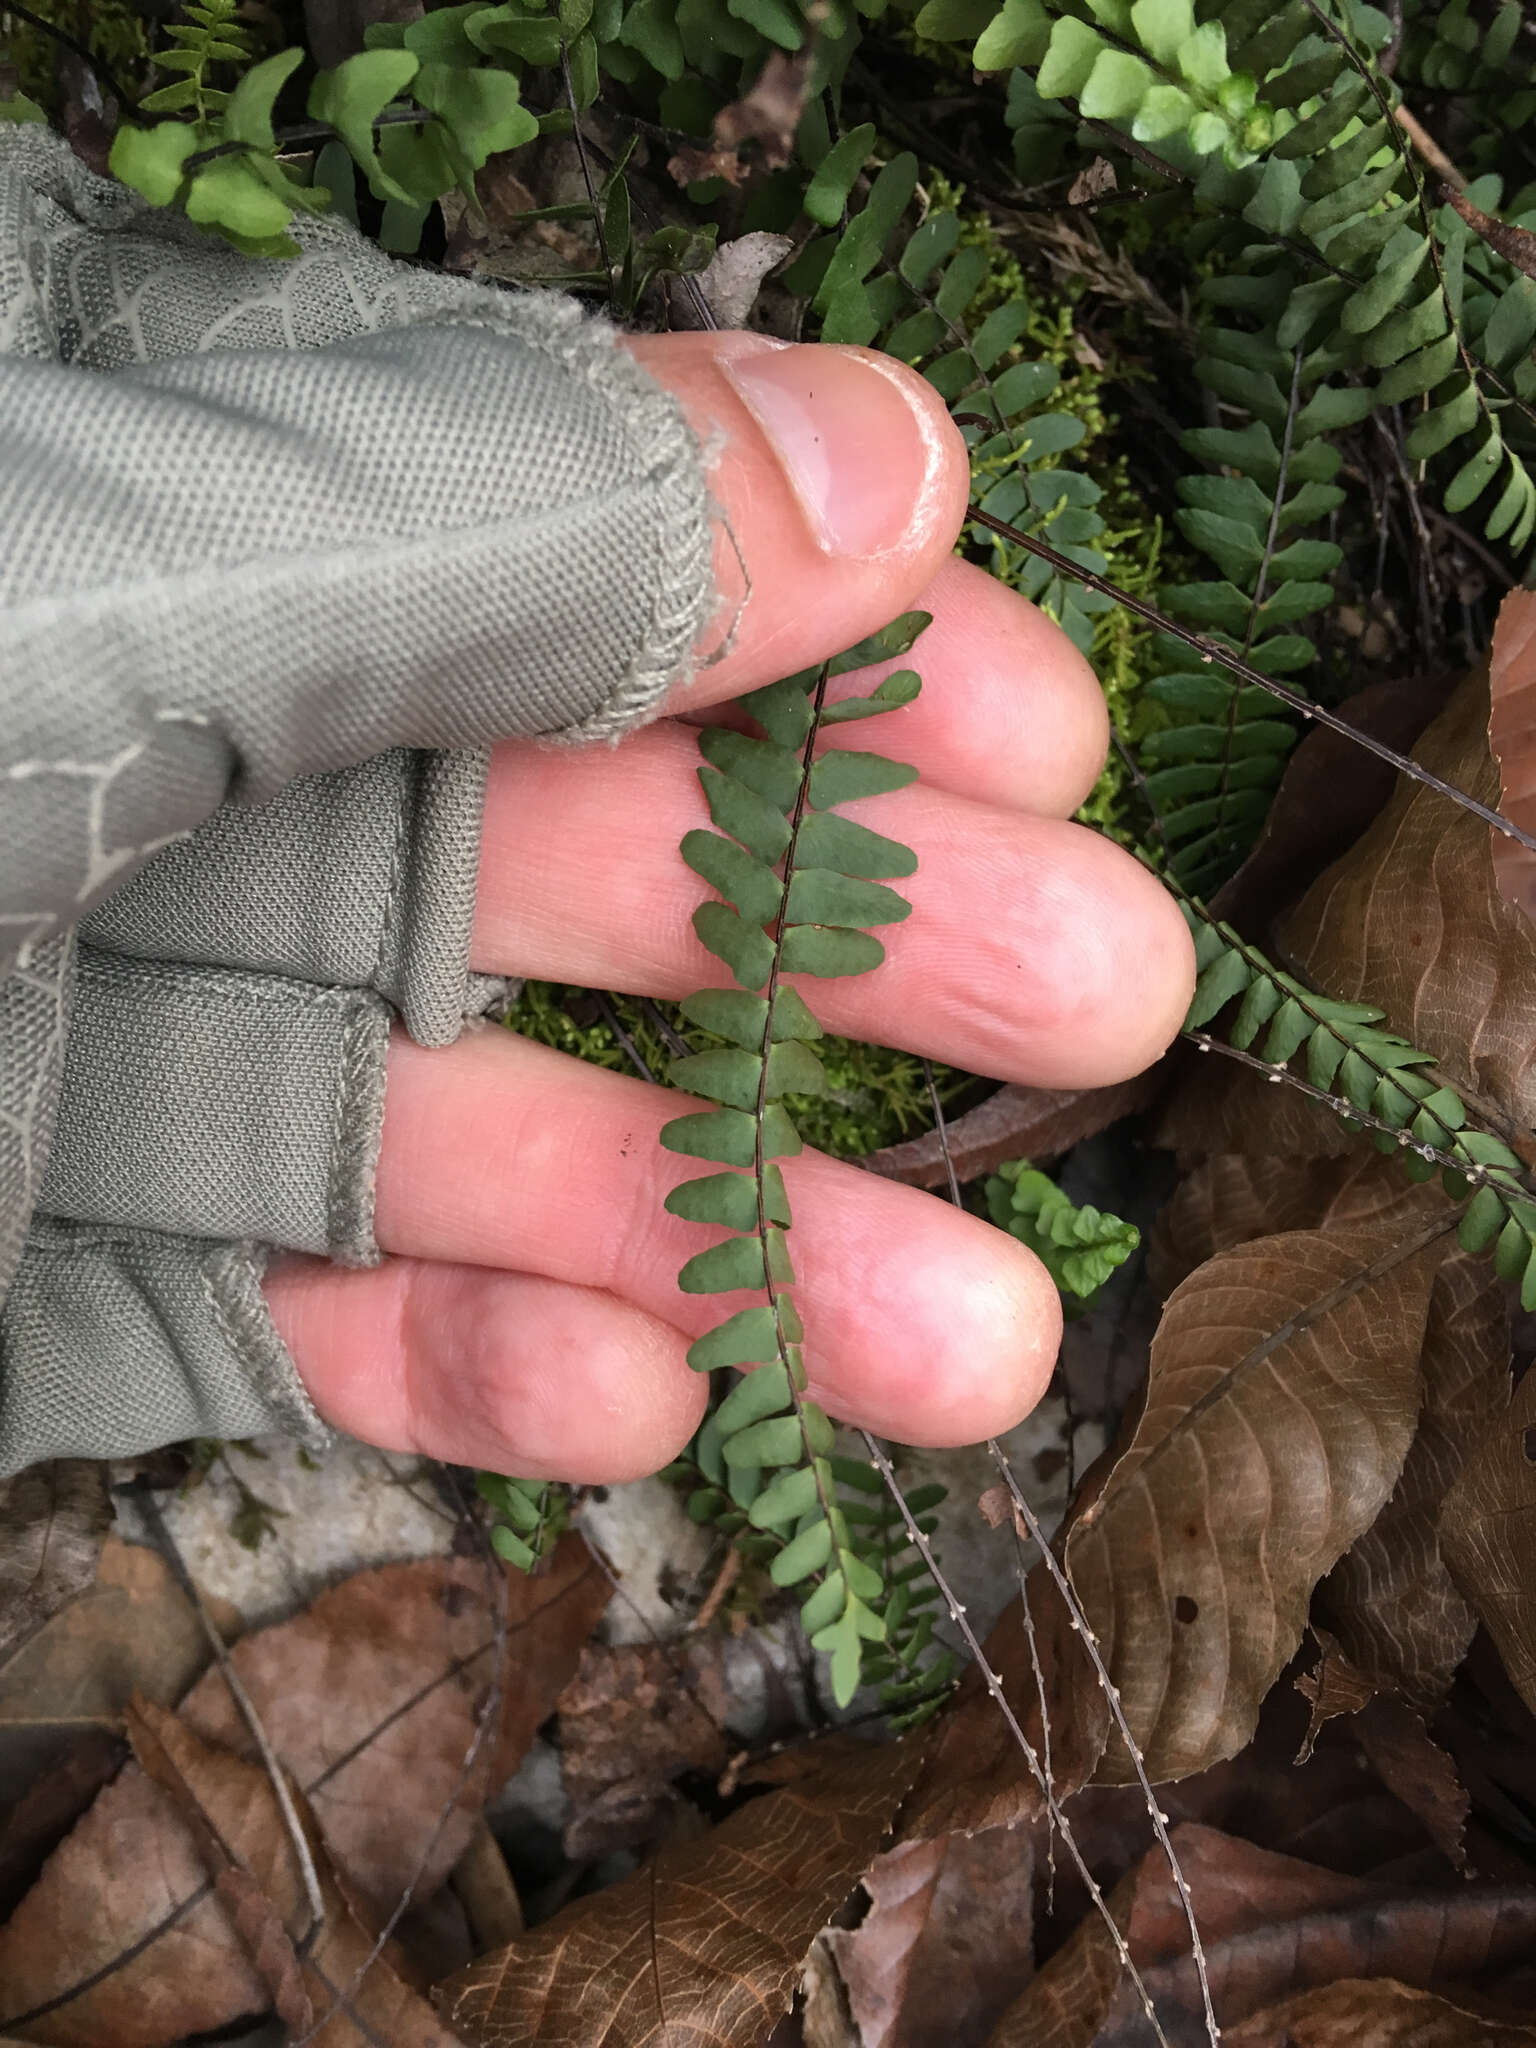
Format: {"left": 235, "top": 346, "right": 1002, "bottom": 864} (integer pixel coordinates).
{"left": 505, "top": 981, "right": 963, "bottom": 1160}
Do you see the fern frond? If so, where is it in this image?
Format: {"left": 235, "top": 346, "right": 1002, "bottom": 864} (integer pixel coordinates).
{"left": 986, "top": 1159, "right": 1141, "bottom": 1300}
{"left": 1177, "top": 891, "right": 1536, "bottom": 1311}
{"left": 656, "top": 613, "right": 939, "bottom": 1708}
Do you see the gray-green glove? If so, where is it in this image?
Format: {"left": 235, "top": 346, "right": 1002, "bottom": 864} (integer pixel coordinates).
{"left": 0, "top": 126, "right": 714, "bottom": 1473}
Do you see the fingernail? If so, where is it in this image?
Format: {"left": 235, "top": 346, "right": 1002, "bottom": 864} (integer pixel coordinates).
{"left": 719, "top": 339, "right": 951, "bottom": 559}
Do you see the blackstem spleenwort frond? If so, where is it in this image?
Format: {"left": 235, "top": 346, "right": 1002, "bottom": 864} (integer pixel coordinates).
{"left": 1178, "top": 890, "right": 1536, "bottom": 1308}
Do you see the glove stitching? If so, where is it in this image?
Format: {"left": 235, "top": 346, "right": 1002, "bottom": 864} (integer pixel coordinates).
{"left": 403, "top": 304, "right": 714, "bottom": 747}
{"left": 327, "top": 997, "right": 388, "bottom": 1267}
{"left": 372, "top": 747, "right": 416, "bottom": 1009}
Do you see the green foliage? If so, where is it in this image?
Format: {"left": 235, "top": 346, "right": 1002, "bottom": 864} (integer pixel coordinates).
{"left": 477, "top": 1470, "right": 572, "bottom": 1569}
{"left": 986, "top": 1159, "right": 1141, "bottom": 1300}
{"left": 1179, "top": 895, "right": 1536, "bottom": 1311}
{"left": 657, "top": 613, "right": 939, "bottom": 1710}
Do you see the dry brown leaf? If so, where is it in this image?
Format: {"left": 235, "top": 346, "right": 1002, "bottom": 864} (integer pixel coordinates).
{"left": 0, "top": 1532, "right": 237, "bottom": 1746}
{"left": 437, "top": 1734, "right": 922, "bottom": 2047}
{"left": 1089, "top": 1882, "right": 1536, "bottom": 2046}
{"left": 1211, "top": 672, "right": 1450, "bottom": 940}
{"left": 990, "top": 1821, "right": 1536, "bottom": 2048}
{"left": 1226, "top": 1976, "right": 1536, "bottom": 2048}
{"left": 180, "top": 1538, "right": 609, "bottom": 1917}
{"left": 127, "top": 1694, "right": 466, "bottom": 2048}
{"left": 1351, "top": 1698, "right": 1470, "bottom": 1874}
{"left": 824, "top": 1830, "right": 1036, "bottom": 2048}
{"left": 1148, "top": 1151, "right": 1434, "bottom": 1298}
{"left": 1063, "top": 1220, "right": 1448, "bottom": 1781}
{"left": 0, "top": 1541, "right": 606, "bottom": 2038}
{"left": 1315, "top": 1254, "right": 1507, "bottom": 1709}
{"left": 0, "top": 1461, "right": 111, "bottom": 1668}
{"left": 1488, "top": 587, "right": 1536, "bottom": 926}
{"left": 1281, "top": 668, "right": 1536, "bottom": 1139}
{"left": 987, "top": 1824, "right": 1373, "bottom": 2048}
{"left": 555, "top": 1641, "right": 731, "bottom": 1861}
{"left": 864, "top": 1078, "right": 1154, "bottom": 1189}
{"left": 1439, "top": 1364, "right": 1536, "bottom": 1715}
{"left": 0, "top": 1751, "right": 266, "bottom": 2044}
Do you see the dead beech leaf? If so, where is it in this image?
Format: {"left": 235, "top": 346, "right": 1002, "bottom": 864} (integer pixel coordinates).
{"left": 0, "top": 1542, "right": 606, "bottom": 2039}
{"left": 990, "top": 1823, "right": 1536, "bottom": 2048}
{"left": 1488, "top": 587, "right": 1536, "bottom": 926}
{"left": 180, "top": 1538, "right": 609, "bottom": 1917}
{"left": 1062, "top": 1220, "right": 1449, "bottom": 1781}
{"left": 865, "top": 1077, "right": 1154, "bottom": 1189}
{"left": 987, "top": 1824, "right": 1373, "bottom": 2048}
{"left": 696, "top": 232, "right": 792, "bottom": 329}
{"left": 1226, "top": 1975, "right": 1536, "bottom": 2048}
{"left": 555, "top": 1640, "right": 730, "bottom": 1861}
{"left": 823, "top": 1830, "right": 1035, "bottom": 2048}
{"left": 437, "top": 1733, "right": 921, "bottom": 2047}
{"left": 1088, "top": 1882, "right": 1536, "bottom": 2047}
{"left": 1148, "top": 1151, "right": 1434, "bottom": 1299}
{"left": 1439, "top": 1364, "right": 1536, "bottom": 1715}
{"left": 126, "top": 1695, "right": 465, "bottom": 2048}
{"left": 1351, "top": 1698, "right": 1470, "bottom": 1874}
{"left": 0, "top": 1460, "right": 111, "bottom": 1667}
{"left": 1280, "top": 667, "right": 1536, "bottom": 1137}
{"left": 1315, "top": 1253, "right": 1507, "bottom": 1709}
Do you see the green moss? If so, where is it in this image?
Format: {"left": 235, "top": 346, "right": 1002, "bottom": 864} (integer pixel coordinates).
{"left": 504, "top": 981, "right": 963, "bottom": 1159}
{"left": 6, "top": 0, "right": 150, "bottom": 116}
{"left": 918, "top": 175, "right": 1167, "bottom": 836}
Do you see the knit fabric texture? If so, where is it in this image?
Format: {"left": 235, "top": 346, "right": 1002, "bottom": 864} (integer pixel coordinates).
{"left": 0, "top": 125, "right": 716, "bottom": 1472}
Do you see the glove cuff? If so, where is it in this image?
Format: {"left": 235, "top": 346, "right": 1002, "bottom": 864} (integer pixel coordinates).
{"left": 0, "top": 1222, "right": 330, "bottom": 1475}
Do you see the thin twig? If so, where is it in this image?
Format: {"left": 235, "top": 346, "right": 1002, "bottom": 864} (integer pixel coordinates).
{"left": 288, "top": 1465, "right": 509, "bottom": 2044}
{"left": 3, "top": 0, "right": 137, "bottom": 112}
{"left": 125, "top": 1479, "right": 326, "bottom": 1930}
{"left": 953, "top": 485, "right": 1536, "bottom": 857}
{"left": 593, "top": 989, "right": 656, "bottom": 1083}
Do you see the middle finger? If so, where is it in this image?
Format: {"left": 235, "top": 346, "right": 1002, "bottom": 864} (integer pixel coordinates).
{"left": 473, "top": 720, "right": 1193, "bottom": 1091}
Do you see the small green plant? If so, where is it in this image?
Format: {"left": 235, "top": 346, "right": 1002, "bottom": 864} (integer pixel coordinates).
{"left": 477, "top": 1469, "right": 572, "bottom": 1569}
{"left": 986, "top": 1160, "right": 1142, "bottom": 1300}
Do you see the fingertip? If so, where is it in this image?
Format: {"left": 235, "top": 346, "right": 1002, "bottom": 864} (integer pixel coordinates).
{"left": 268, "top": 1256, "right": 708, "bottom": 1484}
{"left": 620, "top": 333, "right": 970, "bottom": 705}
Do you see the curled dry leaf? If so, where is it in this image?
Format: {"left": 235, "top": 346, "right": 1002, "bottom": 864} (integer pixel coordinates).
{"left": 989, "top": 1823, "right": 1536, "bottom": 2048}
{"left": 1281, "top": 667, "right": 1536, "bottom": 1138}
{"left": 1488, "top": 587, "right": 1536, "bottom": 927}
{"left": 1225, "top": 1976, "right": 1536, "bottom": 2048}
{"left": 555, "top": 1640, "right": 731, "bottom": 1861}
{"left": 1148, "top": 1151, "right": 1434, "bottom": 1299}
{"left": 1439, "top": 1363, "right": 1536, "bottom": 1717}
{"left": 865, "top": 1078, "right": 1154, "bottom": 1190}
{"left": 1349, "top": 1698, "right": 1470, "bottom": 1875}
{"left": 1315, "top": 1253, "right": 1507, "bottom": 1710}
{"left": 0, "top": 1460, "right": 111, "bottom": 1668}
{"left": 437, "top": 1734, "right": 922, "bottom": 2048}
{"left": 822, "top": 1829, "right": 1036, "bottom": 2048}
{"left": 124, "top": 1694, "right": 464, "bottom": 2048}
{"left": 1062, "top": 1219, "right": 1449, "bottom": 1781}
{"left": 0, "top": 1541, "right": 607, "bottom": 2040}
{"left": 986, "top": 1824, "right": 1372, "bottom": 2048}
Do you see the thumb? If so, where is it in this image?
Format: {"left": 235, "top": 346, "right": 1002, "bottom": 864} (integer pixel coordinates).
{"left": 621, "top": 332, "right": 970, "bottom": 712}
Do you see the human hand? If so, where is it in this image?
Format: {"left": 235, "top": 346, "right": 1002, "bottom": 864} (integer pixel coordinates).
{"left": 265, "top": 334, "right": 1195, "bottom": 1480}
